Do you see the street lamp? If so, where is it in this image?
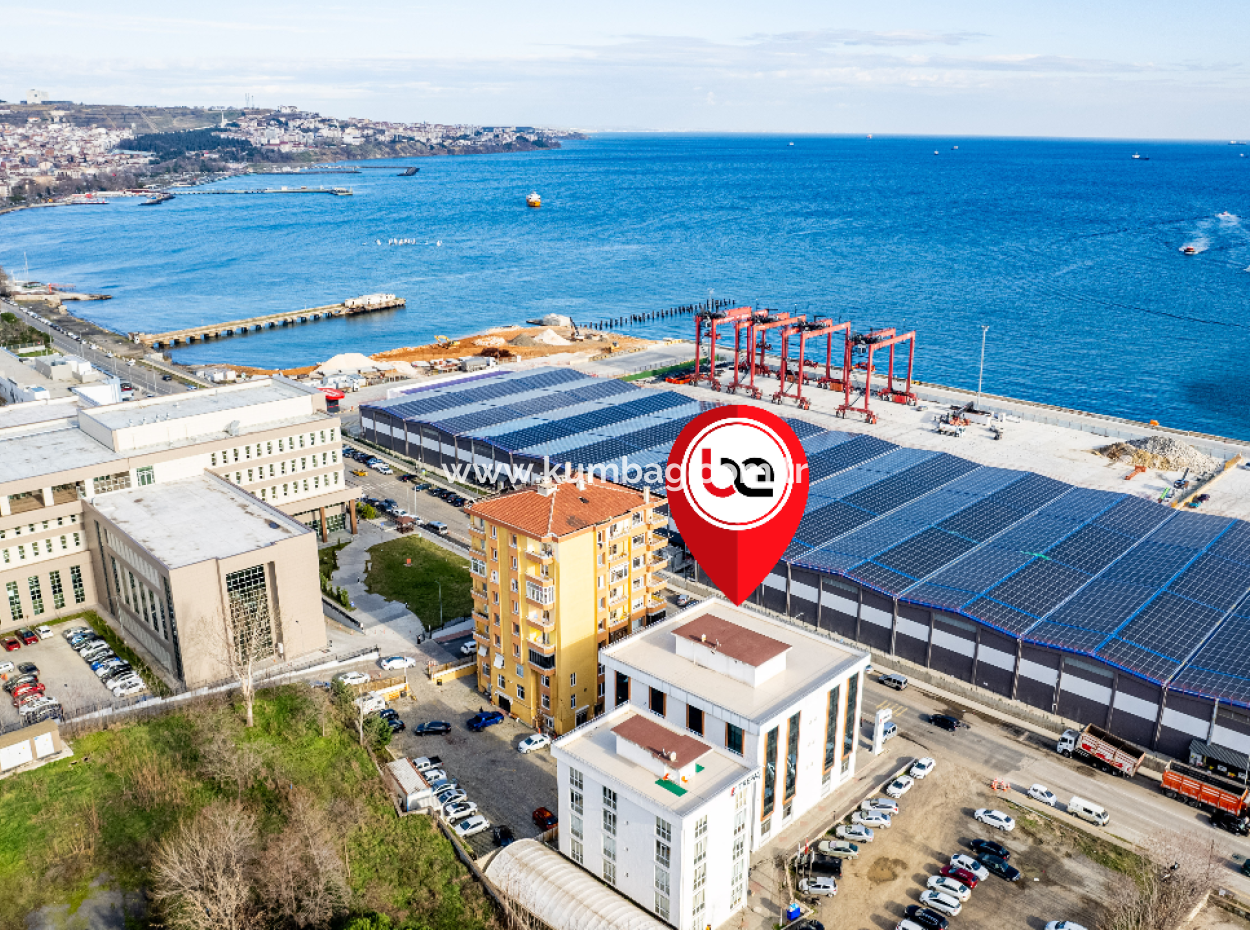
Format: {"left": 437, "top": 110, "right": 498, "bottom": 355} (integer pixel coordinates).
{"left": 975, "top": 325, "right": 990, "bottom": 409}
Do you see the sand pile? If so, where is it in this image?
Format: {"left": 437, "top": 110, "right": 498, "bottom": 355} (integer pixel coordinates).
{"left": 510, "top": 333, "right": 539, "bottom": 347}
{"left": 532, "top": 328, "right": 571, "bottom": 346}
{"left": 473, "top": 336, "right": 506, "bottom": 347}
{"left": 1099, "top": 435, "right": 1222, "bottom": 473}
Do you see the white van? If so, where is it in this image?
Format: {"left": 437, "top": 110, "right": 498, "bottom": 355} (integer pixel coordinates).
{"left": 354, "top": 693, "right": 387, "bottom": 714}
{"left": 880, "top": 673, "right": 909, "bottom": 691}
{"left": 1068, "top": 796, "right": 1109, "bottom": 827}
{"left": 875, "top": 720, "right": 898, "bottom": 742}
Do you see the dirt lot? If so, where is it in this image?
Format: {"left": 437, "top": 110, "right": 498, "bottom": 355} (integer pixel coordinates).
{"left": 0, "top": 626, "right": 120, "bottom": 725}
{"left": 801, "top": 749, "right": 1126, "bottom": 930}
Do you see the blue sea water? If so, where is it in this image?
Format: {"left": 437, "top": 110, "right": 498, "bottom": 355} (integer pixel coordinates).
{"left": 2, "top": 135, "right": 1249, "bottom": 438}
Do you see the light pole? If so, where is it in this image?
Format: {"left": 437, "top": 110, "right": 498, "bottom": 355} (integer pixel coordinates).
{"left": 975, "top": 325, "right": 989, "bottom": 409}
{"left": 436, "top": 579, "right": 443, "bottom": 629}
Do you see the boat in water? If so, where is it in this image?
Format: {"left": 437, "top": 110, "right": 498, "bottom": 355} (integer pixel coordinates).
{"left": 1218, "top": 211, "right": 1236, "bottom": 219}
{"left": 1132, "top": 153, "right": 1150, "bottom": 161}
{"left": 1181, "top": 245, "right": 1198, "bottom": 254}
{"left": 526, "top": 191, "right": 541, "bottom": 208}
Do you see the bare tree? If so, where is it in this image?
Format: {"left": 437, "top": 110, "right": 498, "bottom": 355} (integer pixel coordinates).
{"left": 152, "top": 800, "right": 261, "bottom": 930}
{"left": 196, "top": 604, "right": 280, "bottom": 729}
{"left": 258, "top": 788, "right": 349, "bottom": 927}
{"left": 1102, "top": 829, "right": 1222, "bottom": 930}
{"left": 199, "top": 727, "right": 270, "bottom": 802}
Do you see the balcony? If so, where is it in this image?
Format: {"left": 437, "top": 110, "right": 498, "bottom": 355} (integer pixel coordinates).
{"left": 528, "top": 635, "right": 555, "bottom": 655}
{"left": 525, "top": 547, "right": 555, "bottom": 565}
{"left": 528, "top": 647, "right": 556, "bottom": 671}
{"left": 647, "top": 555, "right": 669, "bottom": 573}
{"left": 607, "top": 547, "right": 628, "bottom": 565}
{"left": 471, "top": 588, "right": 488, "bottom": 604}
{"left": 472, "top": 626, "right": 490, "bottom": 644}
{"left": 528, "top": 610, "right": 555, "bottom": 630}
{"left": 646, "top": 574, "right": 666, "bottom": 591}
{"left": 644, "top": 534, "right": 667, "bottom": 553}
{"left": 647, "top": 511, "right": 668, "bottom": 528}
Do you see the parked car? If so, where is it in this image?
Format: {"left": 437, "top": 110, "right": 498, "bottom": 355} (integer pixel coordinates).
{"left": 1044, "top": 923, "right": 1088, "bottom": 930}
{"left": 460, "top": 642, "right": 477, "bottom": 657}
{"left": 910, "top": 757, "right": 937, "bottom": 779}
{"left": 62, "top": 626, "right": 90, "bottom": 641}
{"left": 3, "top": 637, "right": 21, "bottom": 652}
{"left": 939, "top": 865, "right": 979, "bottom": 889}
{"left": 467, "top": 710, "right": 505, "bottom": 731}
{"left": 429, "top": 778, "right": 459, "bottom": 795}
{"left": 379, "top": 656, "right": 417, "bottom": 670}
{"left": 852, "top": 809, "right": 891, "bottom": 828}
{"left": 454, "top": 815, "right": 491, "bottom": 839}
{"left": 17, "top": 662, "right": 38, "bottom": 676}
{"left": 929, "top": 714, "right": 962, "bottom": 731}
{"left": 804, "top": 853, "right": 842, "bottom": 877}
{"left": 11, "top": 683, "right": 46, "bottom": 705}
{"left": 970, "top": 838, "right": 1011, "bottom": 860}
{"left": 978, "top": 854, "right": 1021, "bottom": 882}
{"left": 102, "top": 667, "right": 135, "bottom": 685}
{"left": 974, "top": 809, "right": 1016, "bottom": 832}
{"left": 411, "top": 756, "right": 441, "bottom": 771}
{"left": 384, "top": 717, "right": 406, "bottom": 733}
{"left": 532, "top": 807, "right": 558, "bottom": 830}
{"left": 0, "top": 662, "right": 12, "bottom": 674}
{"left": 798, "top": 876, "right": 837, "bottom": 897}
{"left": 112, "top": 680, "right": 148, "bottom": 697}
{"left": 427, "top": 521, "right": 450, "bottom": 535}
{"left": 904, "top": 905, "right": 949, "bottom": 930}
{"left": 334, "top": 671, "right": 370, "bottom": 686}
{"left": 861, "top": 797, "right": 899, "bottom": 815}
{"left": 815, "top": 840, "right": 859, "bottom": 859}
{"left": 436, "top": 788, "right": 467, "bottom": 807}
{"left": 423, "top": 769, "right": 447, "bottom": 783}
{"left": 836, "top": 824, "right": 874, "bottom": 842}
{"left": 493, "top": 825, "right": 516, "bottom": 847}
{"left": 17, "top": 629, "right": 39, "bottom": 646}
{"left": 518, "top": 734, "right": 551, "bottom": 754}
{"left": 1211, "top": 810, "right": 1250, "bottom": 835}
{"left": 4, "top": 674, "right": 39, "bottom": 693}
{"left": 414, "top": 721, "right": 452, "bottom": 736}
{"left": 1028, "top": 784, "right": 1058, "bottom": 806}
{"left": 949, "top": 854, "right": 989, "bottom": 882}
{"left": 444, "top": 801, "right": 479, "bottom": 822}
{"left": 926, "top": 875, "right": 971, "bottom": 901}
{"left": 886, "top": 775, "right": 915, "bottom": 798}
{"left": 675, "top": 594, "right": 692, "bottom": 607}
{"left": 35, "top": 626, "right": 54, "bottom": 640}
{"left": 919, "top": 890, "right": 962, "bottom": 917}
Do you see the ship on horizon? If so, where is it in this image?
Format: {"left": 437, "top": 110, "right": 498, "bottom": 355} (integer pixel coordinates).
{"left": 526, "top": 191, "right": 541, "bottom": 208}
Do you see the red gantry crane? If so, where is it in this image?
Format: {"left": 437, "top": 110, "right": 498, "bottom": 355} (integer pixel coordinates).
{"left": 772, "top": 318, "right": 852, "bottom": 410}
{"left": 751, "top": 311, "right": 795, "bottom": 383}
{"left": 722, "top": 309, "right": 771, "bottom": 398}
{"left": 693, "top": 305, "right": 753, "bottom": 390}
{"left": 837, "top": 328, "right": 918, "bottom": 424}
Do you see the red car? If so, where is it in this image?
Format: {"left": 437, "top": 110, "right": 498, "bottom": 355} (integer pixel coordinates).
{"left": 11, "top": 683, "right": 44, "bottom": 706}
{"left": 16, "top": 629, "right": 38, "bottom": 646}
{"left": 2, "top": 637, "right": 20, "bottom": 652}
{"left": 939, "top": 865, "right": 980, "bottom": 889}
{"left": 532, "top": 807, "right": 558, "bottom": 830}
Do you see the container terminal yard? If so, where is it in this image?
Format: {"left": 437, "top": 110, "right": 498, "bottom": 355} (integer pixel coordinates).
{"left": 359, "top": 307, "right": 1250, "bottom": 775}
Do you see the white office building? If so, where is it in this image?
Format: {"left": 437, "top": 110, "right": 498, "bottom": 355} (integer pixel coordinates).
{"left": 551, "top": 599, "right": 868, "bottom": 930}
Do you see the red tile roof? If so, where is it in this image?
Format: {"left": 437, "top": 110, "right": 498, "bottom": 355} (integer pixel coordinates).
{"left": 674, "top": 613, "right": 790, "bottom": 667}
{"left": 469, "top": 480, "right": 648, "bottom": 539}
{"left": 612, "top": 712, "right": 711, "bottom": 768}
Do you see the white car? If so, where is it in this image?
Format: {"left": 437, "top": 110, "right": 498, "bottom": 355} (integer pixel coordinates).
{"left": 975, "top": 809, "right": 1016, "bottom": 832}
{"left": 836, "top": 823, "right": 874, "bottom": 842}
{"left": 35, "top": 625, "right": 54, "bottom": 640}
{"left": 444, "top": 800, "right": 478, "bottom": 821}
{"left": 1028, "top": 784, "right": 1058, "bottom": 807}
{"left": 0, "top": 662, "right": 13, "bottom": 675}
{"left": 436, "top": 788, "right": 466, "bottom": 806}
{"left": 335, "top": 671, "right": 370, "bottom": 686}
{"left": 886, "top": 775, "right": 915, "bottom": 798}
{"left": 518, "top": 734, "right": 552, "bottom": 753}
{"left": 852, "top": 809, "right": 891, "bottom": 828}
{"left": 112, "top": 680, "right": 147, "bottom": 697}
{"left": 861, "top": 797, "right": 899, "bottom": 815}
{"left": 454, "top": 815, "right": 491, "bottom": 838}
{"left": 1045, "top": 924, "right": 1088, "bottom": 930}
{"left": 816, "top": 840, "right": 859, "bottom": 859}
{"left": 379, "top": 656, "right": 417, "bottom": 670}
{"left": 927, "top": 875, "right": 971, "bottom": 901}
{"left": 910, "top": 757, "right": 936, "bottom": 779}
{"left": 423, "top": 769, "right": 447, "bottom": 783}
{"left": 950, "top": 854, "right": 990, "bottom": 882}
{"left": 391, "top": 508, "right": 411, "bottom": 520}
{"left": 460, "top": 643, "right": 477, "bottom": 657}
{"left": 920, "top": 890, "right": 962, "bottom": 917}
{"left": 799, "top": 876, "right": 837, "bottom": 896}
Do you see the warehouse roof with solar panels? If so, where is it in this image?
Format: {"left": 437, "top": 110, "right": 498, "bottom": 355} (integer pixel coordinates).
{"left": 361, "top": 367, "right": 1250, "bottom": 709}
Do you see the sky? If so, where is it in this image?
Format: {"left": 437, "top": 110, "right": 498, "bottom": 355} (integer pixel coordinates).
{"left": 5, "top": 0, "right": 1248, "bottom": 137}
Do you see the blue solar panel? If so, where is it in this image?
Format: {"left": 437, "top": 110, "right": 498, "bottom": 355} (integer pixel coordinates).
{"left": 874, "top": 527, "right": 979, "bottom": 580}
{"left": 1045, "top": 524, "right": 1137, "bottom": 575}
{"left": 921, "top": 547, "right": 1034, "bottom": 596}
{"left": 1149, "top": 512, "right": 1232, "bottom": 550}
{"left": 1027, "top": 622, "right": 1108, "bottom": 653}
{"left": 993, "top": 473, "right": 1070, "bottom": 513}
{"left": 963, "top": 596, "right": 1039, "bottom": 636}
{"left": 1210, "top": 522, "right": 1250, "bottom": 567}
{"left": 1167, "top": 553, "right": 1250, "bottom": 612}
{"left": 797, "top": 501, "right": 876, "bottom": 547}
{"left": 986, "top": 559, "right": 1089, "bottom": 617}
{"left": 1094, "top": 496, "right": 1174, "bottom": 537}
{"left": 1038, "top": 577, "right": 1155, "bottom": 636}
{"left": 846, "top": 561, "right": 915, "bottom": 594}
{"left": 939, "top": 501, "right": 1024, "bottom": 543}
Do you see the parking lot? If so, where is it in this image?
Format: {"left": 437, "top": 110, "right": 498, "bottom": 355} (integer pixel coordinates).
{"left": 387, "top": 675, "right": 559, "bottom": 858}
{"left": 0, "top": 626, "right": 120, "bottom": 725}
{"left": 798, "top": 731, "right": 1118, "bottom": 930}
{"left": 342, "top": 444, "right": 477, "bottom": 546}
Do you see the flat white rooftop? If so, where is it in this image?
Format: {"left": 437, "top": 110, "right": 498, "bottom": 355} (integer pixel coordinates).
{"left": 89, "top": 474, "right": 310, "bottom": 569}
{"left": 83, "top": 378, "right": 312, "bottom": 432}
{"left": 0, "top": 399, "right": 80, "bottom": 430}
{"left": 0, "top": 426, "right": 124, "bottom": 481}
{"left": 554, "top": 704, "right": 751, "bottom": 817}
{"left": 603, "top": 599, "right": 866, "bottom": 725}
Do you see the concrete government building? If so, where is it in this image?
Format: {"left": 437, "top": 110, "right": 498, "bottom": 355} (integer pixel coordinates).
{"left": 0, "top": 379, "right": 357, "bottom": 687}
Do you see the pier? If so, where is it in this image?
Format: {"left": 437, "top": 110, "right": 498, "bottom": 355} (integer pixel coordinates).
{"left": 130, "top": 294, "right": 405, "bottom": 349}
{"left": 159, "top": 186, "right": 353, "bottom": 196}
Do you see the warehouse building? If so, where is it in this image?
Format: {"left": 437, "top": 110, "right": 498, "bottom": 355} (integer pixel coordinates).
{"left": 363, "top": 367, "right": 1250, "bottom": 761}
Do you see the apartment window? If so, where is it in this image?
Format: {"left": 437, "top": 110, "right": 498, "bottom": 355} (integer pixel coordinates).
{"left": 597, "top": 681, "right": 605, "bottom": 698}
{"left": 247, "top": 469, "right": 254, "bottom": 482}
{"left": 233, "top": 448, "right": 240, "bottom": 461}
{"left": 49, "top": 570, "right": 65, "bottom": 609}
{"left": 267, "top": 442, "right": 273, "bottom": 455}
{"left": 655, "top": 839, "right": 671, "bottom": 869}
{"left": 28, "top": 576, "right": 44, "bottom": 616}
{"left": 570, "top": 839, "right": 583, "bottom": 865}
{"left": 603, "top": 808, "right": 617, "bottom": 836}
{"left": 762, "top": 726, "right": 779, "bottom": 818}
{"left": 17, "top": 546, "right": 25, "bottom": 561}
{"left": 137, "top": 466, "right": 154, "bottom": 487}
{"left": 824, "top": 685, "right": 841, "bottom": 772}
{"left": 5, "top": 581, "right": 22, "bottom": 622}
{"left": 843, "top": 673, "right": 859, "bottom": 774}
{"left": 570, "top": 695, "right": 576, "bottom": 709}
{"left": 615, "top": 671, "right": 630, "bottom": 707}
{"left": 516, "top": 684, "right": 525, "bottom": 700}
{"left": 235, "top": 473, "right": 242, "bottom": 484}
{"left": 602, "top": 858, "right": 616, "bottom": 885}
{"left": 245, "top": 446, "right": 252, "bottom": 459}
{"left": 70, "top": 566, "right": 85, "bottom": 604}
{"left": 510, "top": 534, "right": 517, "bottom": 547}
{"left": 570, "top": 672, "right": 577, "bottom": 687}
{"left": 542, "top": 674, "right": 550, "bottom": 688}
{"left": 541, "top": 695, "right": 550, "bottom": 709}
{"left": 687, "top": 704, "right": 704, "bottom": 736}
{"left": 490, "top": 526, "right": 497, "bottom": 539}
{"left": 59, "top": 535, "right": 67, "bottom": 551}
{"left": 570, "top": 814, "right": 583, "bottom": 839}
{"left": 727, "top": 722, "right": 744, "bottom": 756}
{"left": 497, "top": 674, "right": 506, "bottom": 689}
{"left": 785, "top": 711, "right": 801, "bottom": 802}
{"left": 511, "top": 556, "right": 518, "bottom": 570}
{"left": 648, "top": 686, "right": 666, "bottom": 717}
{"left": 570, "top": 791, "right": 584, "bottom": 817}
{"left": 491, "top": 549, "right": 498, "bottom": 562}
{"left": 654, "top": 866, "right": 671, "bottom": 897}
{"left": 211, "top": 452, "right": 218, "bottom": 466}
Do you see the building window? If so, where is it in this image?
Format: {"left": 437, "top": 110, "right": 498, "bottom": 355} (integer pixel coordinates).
{"left": 211, "top": 452, "right": 218, "bottom": 466}
{"left": 28, "top": 576, "right": 44, "bottom": 616}
{"left": 515, "top": 663, "right": 524, "bottom": 678}
{"left": 570, "top": 814, "right": 583, "bottom": 839}
{"left": 824, "top": 684, "right": 841, "bottom": 772}
{"left": 727, "top": 721, "right": 744, "bottom": 756}
{"left": 570, "top": 788, "right": 583, "bottom": 816}
{"left": 603, "top": 860, "right": 616, "bottom": 886}
{"left": 516, "top": 684, "right": 525, "bottom": 700}
{"left": 59, "top": 535, "right": 67, "bottom": 550}
{"left": 785, "top": 711, "right": 801, "bottom": 802}
{"left": 843, "top": 673, "right": 859, "bottom": 774}
{"left": 70, "top": 566, "right": 85, "bottom": 604}
{"left": 649, "top": 687, "right": 666, "bottom": 717}
{"left": 654, "top": 889, "right": 669, "bottom": 921}
{"left": 570, "top": 672, "right": 577, "bottom": 687}
{"left": 655, "top": 839, "right": 671, "bottom": 869}
{"left": 597, "top": 681, "right": 605, "bottom": 698}
{"left": 137, "top": 466, "right": 155, "bottom": 487}
{"left": 602, "top": 808, "right": 617, "bottom": 836}
{"left": 762, "top": 726, "right": 779, "bottom": 818}
{"left": 5, "top": 581, "right": 22, "bottom": 622}
{"left": 225, "top": 565, "right": 274, "bottom": 659}
{"left": 604, "top": 786, "right": 617, "bottom": 811}
{"left": 570, "top": 695, "right": 576, "bottom": 709}
{"left": 687, "top": 704, "right": 704, "bottom": 735}
{"left": 49, "top": 570, "right": 65, "bottom": 609}
{"left": 569, "top": 767, "right": 583, "bottom": 791}
{"left": 570, "top": 839, "right": 583, "bottom": 865}
{"left": 604, "top": 835, "right": 616, "bottom": 863}
{"left": 615, "top": 671, "right": 630, "bottom": 707}
{"left": 498, "top": 674, "right": 506, "bottom": 689}
{"left": 72, "top": 532, "right": 80, "bottom": 547}
{"left": 93, "top": 471, "right": 131, "bottom": 495}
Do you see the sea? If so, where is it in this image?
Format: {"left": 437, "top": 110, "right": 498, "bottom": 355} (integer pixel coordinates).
{"left": 2, "top": 135, "right": 1249, "bottom": 439}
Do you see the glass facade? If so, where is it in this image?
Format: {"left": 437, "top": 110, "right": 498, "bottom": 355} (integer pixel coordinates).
{"left": 824, "top": 685, "right": 841, "bottom": 772}
{"left": 49, "top": 570, "right": 65, "bottom": 609}
{"left": 784, "top": 711, "right": 801, "bottom": 801}
{"left": 225, "top": 565, "right": 274, "bottom": 659}
{"left": 5, "top": 581, "right": 22, "bottom": 621}
{"left": 70, "top": 566, "right": 85, "bottom": 604}
{"left": 842, "top": 673, "right": 859, "bottom": 774}
{"left": 28, "top": 576, "right": 44, "bottom": 616}
{"left": 762, "top": 726, "right": 779, "bottom": 817}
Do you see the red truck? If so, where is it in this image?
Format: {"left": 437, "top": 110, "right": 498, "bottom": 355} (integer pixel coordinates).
{"left": 1056, "top": 724, "right": 1146, "bottom": 778}
{"left": 1162, "top": 761, "right": 1249, "bottom": 817}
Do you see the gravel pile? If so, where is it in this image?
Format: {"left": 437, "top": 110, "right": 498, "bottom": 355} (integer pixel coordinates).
{"left": 1100, "top": 435, "right": 1222, "bottom": 473}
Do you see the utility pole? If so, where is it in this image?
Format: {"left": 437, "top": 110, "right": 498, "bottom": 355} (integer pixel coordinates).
{"left": 976, "top": 325, "right": 989, "bottom": 409}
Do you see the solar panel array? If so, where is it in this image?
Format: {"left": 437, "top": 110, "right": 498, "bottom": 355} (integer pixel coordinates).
{"left": 362, "top": 369, "right": 1250, "bottom": 707}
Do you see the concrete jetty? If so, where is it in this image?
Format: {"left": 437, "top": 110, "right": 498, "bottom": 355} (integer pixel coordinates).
{"left": 160, "top": 186, "right": 353, "bottom": 196}
{"left": 130, "top": 294, "right": 405, "bottom": 349}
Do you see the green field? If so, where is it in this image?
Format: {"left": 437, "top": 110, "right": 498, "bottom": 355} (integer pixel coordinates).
{"left": 0, "top": 687, "right": 493, "bottom": 930}
{"left": 364, "top": 537, "right": 473, "bottom": 630}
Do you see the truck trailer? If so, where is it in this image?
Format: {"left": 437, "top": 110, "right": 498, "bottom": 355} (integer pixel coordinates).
{"left": 1056, "top": 724, "right": 1146, "bottom": 778}
{"left": 1161, "top": 761, "right": 1249, "bottom": 817}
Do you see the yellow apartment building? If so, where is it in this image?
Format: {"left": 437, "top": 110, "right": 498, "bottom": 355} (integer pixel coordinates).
{"left": 466, "top": 477, "right": 669, "bottom": 734}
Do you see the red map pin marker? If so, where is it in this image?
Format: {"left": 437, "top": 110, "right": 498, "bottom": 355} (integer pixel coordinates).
{"left": 665, "top": 406, "right": 809, "bottom": 605}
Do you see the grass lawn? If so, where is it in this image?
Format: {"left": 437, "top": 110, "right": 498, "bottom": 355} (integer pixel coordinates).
{"left": 320, "top": 540, "right": 349, "bottom": 577}
{"left": 0, "top": 686, "right": 495, "bottom": 930}
{"left": 365, "top": 537, "right": 472, "bottom": 630}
